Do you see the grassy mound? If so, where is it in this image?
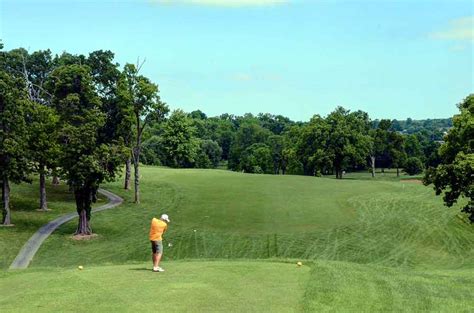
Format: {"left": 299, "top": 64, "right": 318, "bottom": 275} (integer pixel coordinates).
{"left": 1, "top": 260, "right": 472, "bottom": 312}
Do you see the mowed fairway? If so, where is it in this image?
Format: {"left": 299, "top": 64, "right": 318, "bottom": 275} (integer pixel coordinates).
{"left": 2, "top": 167, "right": 474, "bottom": 312}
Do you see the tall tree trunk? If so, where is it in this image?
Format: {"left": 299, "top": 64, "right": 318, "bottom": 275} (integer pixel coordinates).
{"left": 371, "top": 156, "right": 376, "bottom": 178}
{"left": 39, "top": 168, "right": 48, "bottom": 211}
{"left": 124, "top": 157, "right": 131, "bottom": 190}
{"left": 134, "top": 155, "right": 140, "bottom": 204}
{"left": 133, "top": 115, "right": 142, "bottom": 204}
{"left": 396, "top": 167, "right": 400, "bottom": 177}
{"left": 2, "top": 177, "right": 11, "bottom": 225}
{"left": 74, "top": 186, "right": 92, "bottom": 235}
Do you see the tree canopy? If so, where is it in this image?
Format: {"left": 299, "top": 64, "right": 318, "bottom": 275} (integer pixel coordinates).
{"left": 424, "top": 94, "right": 474, "bottom": 222}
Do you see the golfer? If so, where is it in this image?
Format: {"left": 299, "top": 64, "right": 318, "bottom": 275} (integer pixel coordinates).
{"left": 149, "top": 213, "right": 170, "bottom": 272}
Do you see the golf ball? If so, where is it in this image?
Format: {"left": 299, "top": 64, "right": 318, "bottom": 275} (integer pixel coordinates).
{"left": 297, "top": 262, "right": 303, "bottom": 267}
{"left": 78, "top": 266, "right": 83, "bottom": 270}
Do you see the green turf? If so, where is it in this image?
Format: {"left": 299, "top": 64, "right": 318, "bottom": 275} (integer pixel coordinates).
{"left": 0, "top": 261, "right": 310, "bottom": 313}
{"left": 1, "top": 166, "right": 473, "bottom": 312}
{"left": 0, "top": 179, "right": 105, "bottom": 269}
{"left": 1, "top": 260, "right": 472, "bottom": 313}
{"left": 0, "top": 180, "right": 76, "bottom": 269}
{"left": 32, "top": 167, "right": 473, "bottom": 269}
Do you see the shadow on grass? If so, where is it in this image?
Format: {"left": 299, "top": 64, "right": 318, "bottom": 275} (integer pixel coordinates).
{"left": 129, "top": 267, "right": 151, "bottom": 271}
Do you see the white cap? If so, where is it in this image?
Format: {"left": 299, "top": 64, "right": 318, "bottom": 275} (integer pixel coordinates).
{"left": 160, "top": 214, "right": 170, "bottom": 223}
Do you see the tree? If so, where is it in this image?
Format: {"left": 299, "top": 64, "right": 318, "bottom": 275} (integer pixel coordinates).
{"left": 118, "top": 63, "right": 168, "bottom": 203}
{"left": 323, "top": 108, "right": 371, "bottom": 179}
{"left": 388, "top": 131, "right": 407, "bottom": 177}
{"left": 240, "top": 143, "right": 273, "bottom": 174}
{"left": 161, "top": 110, "right": 199, "bottom": 168}
{"left": 228, "top": 122, "right": 272, "bottom": 171}
{"left": 11, "top": 48, "right": 59, "bottom": 211}
{"left": 267, "top": 135, "right": 284, "bottom": 174}
{"left": 369, "top": 119, "right": 391, "bottom": 177}
{"left": 404, "top": 157, "right": 423, "bottom": 175}
{"left": 424, "top": 94, "right": 474, "bottom": 222}
{"left": 49, "top": 64, "right": 124, "bottom": 235}
{"left": 196, "top": 140, "right": 222, "bottom": 168}
{"left": 404, "top": 134, "right": 423, "bottom": 159}
{"left": 28, "top": 104, "right": 60, "bottom": 211}
{"left": 0, "top": 70, "right": 31, "bottom": 225}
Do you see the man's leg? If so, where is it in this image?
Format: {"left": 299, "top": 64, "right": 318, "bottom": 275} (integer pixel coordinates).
{"left": 156, "top": 241, "right": 165, "bottom": 271}
{"left": 156, "top": 252, "right": 162, "bottom": 267}
{"left": 151, "top": 241, "right": 159, "bottom": 270}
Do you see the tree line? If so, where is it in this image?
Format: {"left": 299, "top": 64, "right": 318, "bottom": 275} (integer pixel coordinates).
{"left": 1, "top": 44, "right": 472, "bottom": 228}
{"left": 0, "top": 45, "right": 167, "bottom": 234}
{"left": 140, "top": 108, "right": 446, "bottom": 178}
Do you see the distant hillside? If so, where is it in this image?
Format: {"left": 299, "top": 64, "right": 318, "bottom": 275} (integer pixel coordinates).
{"left": 373, "top": 118, "right": 452, "bottom": 140}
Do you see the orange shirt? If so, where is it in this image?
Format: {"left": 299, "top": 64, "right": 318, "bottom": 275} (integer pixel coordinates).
{"left": 149, "top": 218, "right": 167, "bottom": 241}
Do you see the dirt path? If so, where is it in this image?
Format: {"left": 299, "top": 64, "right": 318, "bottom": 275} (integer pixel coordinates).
{"left": 9, "top": 188, "right": 123, "bottom": 270}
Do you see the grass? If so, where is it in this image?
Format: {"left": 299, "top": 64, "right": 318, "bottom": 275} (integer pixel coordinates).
{"left": 32, "top": 167, "right": 473, "bottom": 269}
{"left": 0, "top": 180, "right": 76, "bottom": 269}
{"left": 1, "top": 166, "right": 473, "bottom": 311}
{"left": 1, "top": 260, "right": 472, "bottom": 312}
{"left": 0, "top": 179, "right": 105, "bottom": 269}
{"left": 1, "top": 261, "right": 310, "bottom": 313}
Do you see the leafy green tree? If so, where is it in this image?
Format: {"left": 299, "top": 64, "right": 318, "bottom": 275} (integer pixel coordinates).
{"left": 404, "top": 157, "right": 423, "bottom": 175}
{"left": 0, "top": 70, "right": 31, "bottom": 225}
{"left": 369, "top": 119, "right": 391, "bottom": 176}
{"left": 320, "top": 108, "right": 371, "bottom": 179}
{"left": 118, "top": 63, "right": 168, "bottom": 203}
{"left": 296, "top": 115, "right": 329, "bottom": 175}
{"left": 267, "top": 135, "right": 284, "bottom": 174}
{"left": 388, "top": 131, "right": 407, "bottom": 177}
{"left": 141, "top": 136, "right": 165, "bottom": 166}
{"left": 49, "top": 64, "right": 124, "bottom": 235}
{"left": 281, "top": 125, "right": 304, "bottom": 175}
{"left": 241, "top": 143, "right": 273, "bottom": 174}
{"left": 196, "top": 140, "right": 222, "bottom": 168}
{"left": 161, "top": 110, "right": 199, "bottom": 168}
{"left": 228, "top": 122, "right": 272, "bottom": 171}
{"left": 424, "top": 94, "right": 474, "bottom": 222}
{"left": 28, "top": 104, "right": 60, "bottom": 211}
{"left": 12, "top": 48, "right": 59, "bottom": 210}
{"left": 404, "top": 134, "right": 423, "bottom": 159}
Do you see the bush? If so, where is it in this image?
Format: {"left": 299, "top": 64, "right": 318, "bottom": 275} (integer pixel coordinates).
{"left": 404, "top": 157, "right": 423, "bottom": 175}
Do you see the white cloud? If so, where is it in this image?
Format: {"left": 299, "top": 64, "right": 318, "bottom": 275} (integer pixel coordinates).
{"left": 153, "top": 0, "right": 288, "bottom": 7}
{"left": 430, "top": 16, "right": 474, "bottom": 41}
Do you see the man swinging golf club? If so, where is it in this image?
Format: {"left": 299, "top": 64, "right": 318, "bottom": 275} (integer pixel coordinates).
{"left": 149, "top": 213, "right": 170, "bottom": 272}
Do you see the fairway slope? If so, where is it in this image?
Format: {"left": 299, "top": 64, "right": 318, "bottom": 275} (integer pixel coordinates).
{"left": 33, "top": 167, "right": 474, "bottom": 270}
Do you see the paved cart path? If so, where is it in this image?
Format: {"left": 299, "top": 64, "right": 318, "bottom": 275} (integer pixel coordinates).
{"left": 9, "top": 188, "right": 123, "bottom": 270}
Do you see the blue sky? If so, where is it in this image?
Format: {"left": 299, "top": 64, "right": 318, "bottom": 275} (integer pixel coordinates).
{"left": 1, "top": 0, "right": 472, "bottom": 121}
